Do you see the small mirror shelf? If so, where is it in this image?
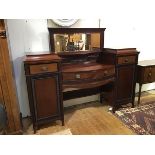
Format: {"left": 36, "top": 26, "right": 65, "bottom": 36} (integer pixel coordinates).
{"left": 48, "top": 28, "right": 106, "bottom": 55}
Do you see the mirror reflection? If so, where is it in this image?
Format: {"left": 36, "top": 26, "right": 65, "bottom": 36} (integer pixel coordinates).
{"left": 54, "top": 33, "right": 100, "bottom": 53}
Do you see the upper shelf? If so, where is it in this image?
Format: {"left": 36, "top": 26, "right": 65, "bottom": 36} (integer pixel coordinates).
{"left": 57, "top": 50, "right": 101, "bottom": 57}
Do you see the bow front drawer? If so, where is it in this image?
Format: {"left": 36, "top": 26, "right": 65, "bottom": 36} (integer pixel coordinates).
{"left": 29, "top": 63, "right": 58, "bottom": 74}
{"left": 63, "top": 68, "right": 115, "bottom": 82}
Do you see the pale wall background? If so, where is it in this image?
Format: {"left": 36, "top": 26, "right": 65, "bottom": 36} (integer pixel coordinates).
{"left": 6, "top": 18, "right": 155, "bottom": 117}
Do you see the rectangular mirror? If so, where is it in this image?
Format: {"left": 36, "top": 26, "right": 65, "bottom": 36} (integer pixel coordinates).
{"left": 54, "top": 33, "right": 100, "bottom": 53}
{"left": 48, "top": 28, "right": 106, "bottom": 53}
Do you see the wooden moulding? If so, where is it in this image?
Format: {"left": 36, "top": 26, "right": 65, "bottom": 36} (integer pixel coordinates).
{"left": 0, "top": 20, "right": 22, "bottom": 134}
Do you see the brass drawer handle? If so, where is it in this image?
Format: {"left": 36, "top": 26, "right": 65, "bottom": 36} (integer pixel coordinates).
{"left": 149, "top": 67, "right": 152, "bottom": 71}
{"left": 104, "top": 70, "right": 108, "bottom": 76}
{"left": 41, "top": 66, "right": 48, "bottom": 71}
{"left": 124, "top": 58, "right": 129, "bottom": 63}
{"left": 148, "top": 72, "right": 152, "bottom": 77}
{"left": 75, "top": 74, "right": 81, "bottom": 79}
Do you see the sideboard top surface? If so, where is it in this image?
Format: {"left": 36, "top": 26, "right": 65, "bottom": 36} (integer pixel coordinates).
{"left": 103, "top": 48, "right": 139, "bottom": 56}
{"left": 24, "top": 53, "right": 61, "bottom": 64}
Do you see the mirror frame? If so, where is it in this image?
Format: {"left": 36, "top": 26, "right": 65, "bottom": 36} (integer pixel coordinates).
{"left": 52, "top": 19, "right": 78, "bottom": 27}
{"left": 48, "top": 28, "right": 106, "bottom": 53}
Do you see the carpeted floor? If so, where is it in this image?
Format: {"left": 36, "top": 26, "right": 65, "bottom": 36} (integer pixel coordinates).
{"left": 115, "top": 101, "right": 155, "bottom": 134}
{"left": 114, "top": 90, "right": 155, "bottom": 135}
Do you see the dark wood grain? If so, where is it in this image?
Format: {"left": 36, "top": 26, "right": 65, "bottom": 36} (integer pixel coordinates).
{"left": 63, "top": 67, "right": 115, "bottom": 81}
{"left": 63, "top": 77, "right": 115, "bottom": 90}
{"left": 29, "top": 63, "right": 58, "bottom": 74}
{"left": 117, "top": 65, "right": 135, "bottom": 100}
{"left": 24, "top": 53, "right": 61, "bottom": 64}
{"left": 117, "top": 55, "right": 136, "bottom": 65}
{"left": 33, "top": 76, "right": 58, "bottom": 119}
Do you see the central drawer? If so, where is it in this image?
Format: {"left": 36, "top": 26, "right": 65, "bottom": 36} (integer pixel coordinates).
{"left": 63, "top": 68, "right": 115, "bottom": 82}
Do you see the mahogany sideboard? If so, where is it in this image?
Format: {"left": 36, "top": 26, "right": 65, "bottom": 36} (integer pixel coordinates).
{"left": 24, "top": 48, "right": 139, "bottom": 132}
{"left": 23, "top": 28, "right": 139, "bottom": 132}
{"left": 136, "top": 60, "right": 155, "bottom": 105}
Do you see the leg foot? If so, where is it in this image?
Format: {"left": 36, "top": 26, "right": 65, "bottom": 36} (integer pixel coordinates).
{"left": 137, "top": 84, "right": 142, "bottom": 105}
{"left": 62, "top": 119, "right": 64, "bottom": 126}
{"left": 100, "top": 93, "right": 103, "bottom": 104}
{"left": 131, "top": 102, "right": 134, "bottom": 108}
{"left": 112, "top": 106, "right": 116, "bottom": 113}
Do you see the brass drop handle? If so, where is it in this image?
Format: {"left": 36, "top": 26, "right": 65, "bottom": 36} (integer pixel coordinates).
{"left": 75, "top": 74, "right": 81, "bottom": 79}
{"left": 124, "top": 58, "right": 129, "bottom": 63}
{"left": 104, "top": 70, "right": 108, "bottom": 76}
{"left": 0, "top": 30, "right": 6, "bottom": 38}
{"left": 148, "top": 72, "right": 152, "bottom": 77}
{"left": 41, "top": 66, "right": 48, "bottom": 71}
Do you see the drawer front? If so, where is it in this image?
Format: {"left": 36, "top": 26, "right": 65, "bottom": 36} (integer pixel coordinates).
{"left": 63, "top": 68, "right": 115, "bottom": 82}
{"left": 30, "top": 63, "right": 58, "bottom": 74}
{"left": 143, "top": 66, "right": 155, "bottom": 83}
{"left": 117, "top": 56, "right": 136, "bottom": 65}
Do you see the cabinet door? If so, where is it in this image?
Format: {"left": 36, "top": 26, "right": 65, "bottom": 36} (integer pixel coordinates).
{"left": 117, "top": 65, "right": 135, "bottom": 100}
{"left": 31, "top": 74, "right": 60, "bottom": 120}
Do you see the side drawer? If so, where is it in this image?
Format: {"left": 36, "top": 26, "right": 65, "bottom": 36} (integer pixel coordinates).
{"left": 117, "top": 56, "right": 136, "bottom": 65}
{"left": 143, "top": 66, "right": 155, "bottom": 83}
{"left": 63, "top": 68, "right": 115, "bottom": 82}
{"left": 30, "top": 63, "right": 58, "bottom": 74}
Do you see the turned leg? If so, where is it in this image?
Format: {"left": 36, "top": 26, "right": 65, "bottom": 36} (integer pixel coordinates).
{"left": 33, "top": 125, "right": 37, "bottom": 134}
{"left": 62, "top": 118, "right": 64, "bottom": 126}
{"left": 131, "top": 98, "right": 135, "bottom": 108}
{"left": 137, "top": 83, "right": 142, "bottom": 106}
{"left": 112, "top": 106, "right": 116, "bottom": 113}
{"left": 100, "top": 93, "right": 103, "bottom": 104}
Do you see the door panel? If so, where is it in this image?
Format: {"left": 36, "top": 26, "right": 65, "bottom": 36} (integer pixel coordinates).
{"left": 32, "top": 75, "right": 59, "bottom": 120}
{"left": 117, "top": 65, "right": 135, "bottom": 100}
